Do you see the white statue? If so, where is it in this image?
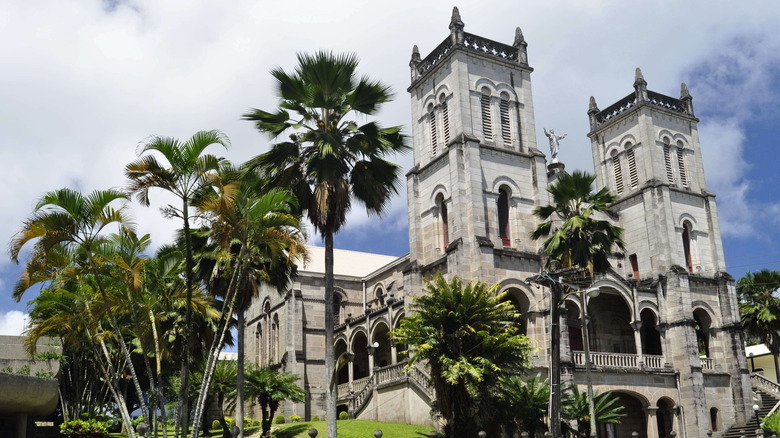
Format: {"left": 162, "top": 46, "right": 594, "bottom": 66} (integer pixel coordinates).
{"left": 544, "top": 128, "right": 567, "bottom": 163}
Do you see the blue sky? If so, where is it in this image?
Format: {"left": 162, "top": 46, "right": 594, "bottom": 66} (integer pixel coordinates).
{"left": 2, "top": 0, "right": 780, "bottom": 334}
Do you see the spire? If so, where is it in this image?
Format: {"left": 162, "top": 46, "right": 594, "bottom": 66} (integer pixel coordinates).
{"left": 633, "top": 67, "right": 648, "bottom": 102}
{"left": 449, "top": 6, "right": 465, "bottom": 45}
{"left": 680, "top": 82, "right": 694, "bottom": 116}
{"left": 409, "top": 45, "right": 422, "bottom": 81}
{"left": 513, "top": 27, "right": 529, "bottom": 65}
{"left": 588, "top": 96, "right": 600, "bottom": 130}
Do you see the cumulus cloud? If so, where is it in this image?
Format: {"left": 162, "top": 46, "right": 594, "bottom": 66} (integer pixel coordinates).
{"left": 1, "top": 0, "right": 780, "bottom": 292}
{"left": 0, "top": 311, "right": 29, "bottom": 336}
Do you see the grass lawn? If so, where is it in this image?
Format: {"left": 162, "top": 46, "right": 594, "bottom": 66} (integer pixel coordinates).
{"left": 272, "top": 420, "right": 435, "bottom": 438}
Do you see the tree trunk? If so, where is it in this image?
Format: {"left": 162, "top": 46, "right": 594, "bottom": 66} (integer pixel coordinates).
{"left": 237, "top": 309, "right": 246, "bottom": 438}
{"left": 178, "top": 199, "right": 195, "bottom": 438}
{"left": 325, "top": 230, "right": 337, "bottom": 438}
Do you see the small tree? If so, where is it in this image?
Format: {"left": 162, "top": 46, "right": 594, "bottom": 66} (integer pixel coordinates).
{"left": 737, "top": 269, "right": 780, "bottom": 382}
{"left": 392, "top": 274, "right": 531, "bottom": 438}
{"left": 562, "top": 386, "right": 625, "bottom": 437}
{"left": 244, "top": 364, "right": 306, "bottom": 437}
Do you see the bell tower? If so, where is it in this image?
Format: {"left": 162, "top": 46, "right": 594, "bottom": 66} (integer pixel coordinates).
{"left": 587, "top": 69, "right": 726, "bottom": 280}
{"left": 405, "top": 7, "right": 548, "bottom": 281}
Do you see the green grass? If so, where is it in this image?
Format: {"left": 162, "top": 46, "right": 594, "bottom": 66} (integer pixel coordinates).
{"left": 272, "top": 420, "right": 435, "bottom": 438}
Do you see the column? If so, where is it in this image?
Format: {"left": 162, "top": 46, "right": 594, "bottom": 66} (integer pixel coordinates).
{"left": 645, "top": 407, "right": 659, "bottom": 438}
{"left": 390, "top": 343, "right": 398, "bottom": 365}
{"left": 367, "top": 346, "right": 376, "bottom": 375}
{"left": 632, "top": 321, "right": 644, "bottom": 366}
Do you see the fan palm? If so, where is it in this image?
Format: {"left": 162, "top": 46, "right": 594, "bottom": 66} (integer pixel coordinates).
{"left": 737, "top": 270, "right": 780, "bottom": 382}
{"left": 392, "top": 274, "right": 531, "bottom": 438}
{"left": 500, "top": 374, "right": 550, "bottom": 437}
{"left": 243, "top": 51, "right": 408, "bottom": 438}
{"left": 244, "top": 364, "right": 306, "bottom": 437}
{"left": 125, "top": 129, "right": 229, "bottom": 436}
{"left": 562, "top": 386, "right": 625, "bottom": 437}
{"left": 8, "top": 188, "right": 149, "bottom": 431}
{"left": 531, "top": 170, "right": 624, "bottom": 274}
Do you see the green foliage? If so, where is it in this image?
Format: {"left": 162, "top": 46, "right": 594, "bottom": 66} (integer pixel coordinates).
{"left": 311, "top": 416, "right": 319, "bottom": 422}
{"left": 738, "top": 270, "right": 780, "bottom": 355}
{"left": 562, "top": 386, "right": 625, "bottom": 437}
{"left": 0, "top": 366, "right": 12, "bottom": 373}
{"left": 290, "top": 415, "right": 301, "bottom": 423}
{"left": 225, "top": 417, "right": 236, "bottom": 428}
{"left": 274, "top": 415, "right": 286, "bottom": 424}
{"left": 35, "top": 370, "right": 55, "bottom": 378}
{"left": 338, "top": 412, "right": 349, "bottom": 420}
{"left": 762, "top": 411, "right": 780, "bottom": 434}
{"left": 271, "top": 420, "right": 434, "bottom": 438}
{"left": 60, "top": 419, "right": 110, "bottom": 438}
{"left": 531, "top": 170, "right": 624, "bottom": 273}
{"left": 35, "top": 350, "right": 63, "bottom": 361}
{"left": 392, "top": 274, "right": 531, "bottom": 438}
{"left": 211, "top": 419, "right": 222, "bottom": 431}
{"left": 498, "top": 374, "right": 550, "bottom": 436}
{"left": 16, "top": 365, "right": 30, "bottom": 375}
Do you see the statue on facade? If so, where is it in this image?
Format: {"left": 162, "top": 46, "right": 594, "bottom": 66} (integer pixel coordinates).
{"left": 544, "top": 128, "right": 567, "bottom": 163}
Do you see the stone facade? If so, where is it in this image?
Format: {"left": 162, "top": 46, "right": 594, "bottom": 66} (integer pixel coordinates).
{"left": 245, "top": 8, "right": 753, "bottom": 438}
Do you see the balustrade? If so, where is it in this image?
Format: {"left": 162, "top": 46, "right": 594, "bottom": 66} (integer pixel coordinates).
{"left": 700, "top": 357, "right": 714, "bottom": 370}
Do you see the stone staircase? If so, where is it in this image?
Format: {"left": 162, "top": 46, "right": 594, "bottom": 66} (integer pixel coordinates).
{"left": 724, "top": 374, "right": 780, "bottom": 438}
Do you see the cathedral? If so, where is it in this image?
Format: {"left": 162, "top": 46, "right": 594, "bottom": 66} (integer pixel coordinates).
{"left": 244, "top": 8, "right": 757, "bottom": 437}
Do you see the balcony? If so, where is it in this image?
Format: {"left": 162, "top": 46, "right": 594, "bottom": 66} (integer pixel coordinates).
{"left": 571, "top": 352, "right": 667, "bottom": 370}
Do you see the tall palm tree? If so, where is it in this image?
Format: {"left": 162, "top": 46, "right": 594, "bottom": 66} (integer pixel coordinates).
{"left": 562, "top": 387, "right": 625, "bottom": 437}
{"left": 392, "top": 274, "right": 531, "bottom": 438}
{"left": 8, "top": 188, "right": 148, "bottom": 430}
{"left": 243, "top": 51, "right": 408, "bottom": 438}
{"left": 738, "top": 269, "right": 780, "bottom": 382}
{"left": 531, "top": 170, "right": 624, "bottom": 273}
{"left": 189, "top": 172, "right": 307, "bottom": 438}
{"left": 126, "top": 130, "right": 229, "bottom": 437}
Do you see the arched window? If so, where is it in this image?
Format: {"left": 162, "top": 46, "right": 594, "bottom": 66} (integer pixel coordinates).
{"left": 710, "top": 407, "right": 719, "bottom": 432}
{"left": 499, "top": 93, "right": 511, "bottom": 146}
{"left": 682, "top": 221, "right": 693, "bottom": 273}
{"left": 611, "top": 150, "right": 624, "bottom": 195}
{"left": 428, "top": 103, "right": 438, "bottom": 156}
{"left": 256, "top": 325, "right": 263, "bottom": 363}
{"left": 333, "top": 293, "right": 342, "bottom": 325}
{"left": 677, "top": 140, "right": 688, "bottom": 187}
{"left": 440, "top": 94, "right": 450, "bottom": 145}
{"left": 629, "top": 254, "right": 640, "bottom": 281}
{"left": 626, "top": 143, "right": 638, "bottom": 189}
{"left": 375, "top": 287, "right": 385, "bottom": 307}
{"left": 663, "top": 137, "right": 674, "bottom": 183}
{"left": 693, "top": 309, "right": 712, "bottom": 357}
{"left": 437, "top": 194, "right": 449, "bottom": 251}
{"left": 480, "top": 88, "right": 493, "bottom": 142}
{"left": 272, "top": 313, "right": 280, "bottom": 363}
{"left": 497, "top": 187, "right": 510, "bottom": 246}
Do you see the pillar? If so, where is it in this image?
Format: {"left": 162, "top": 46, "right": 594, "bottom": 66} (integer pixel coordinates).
{"left": 390, "top": 343, "right": 397, "bottom": 365}
{"left": 645, "top": 407, "right": 659, "bottom": 438}
{"left": 367, "top": 346, "right": 376, "bottom": 375}
{"left": 632, "top": 321, "right": 644, "bottom": 366}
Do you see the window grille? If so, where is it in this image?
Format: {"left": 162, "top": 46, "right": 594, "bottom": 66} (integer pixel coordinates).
{"left": 627, "top": 148, "right": 638, "bottom": 189}
{"left": 481, "top": 94, "right": 492, "bottom": 141}
{"left": 500, "top": 98, "right": 511, "bottom": 146}
{"left": 429, "top": 110, "right": 438, "bottom": 155}
{"left": 441, "top": 100, "right": 450, "bottom": 145}
{"left": 677, "top": 146, "right": 688, "bottom": 187}
{"left": 612, "top": 155, "right": 624, "bottom": 195}
{"left": 664, "top": 144, "right": 674, "bottom": 183}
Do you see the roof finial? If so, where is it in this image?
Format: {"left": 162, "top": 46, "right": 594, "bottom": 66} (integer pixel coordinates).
{"left": 634, "top": 67, "right": 647, "bottom": 87}
{"left": 450, "top": 6, "right": 464, "bottom": 29}
{"left": 513, "top": 27, "right": 529, "bottom": 65}
{"left": 409, "top": 45, "right": 422, "bottom": 81}
{"left": 514, "top": 27, "right": 525, "bottom": 46}
{"left": 588, "top": 96, "right": 599, "bottom": 114}
{"left": 680, "top": 82, "right": 691, "bottom": 99}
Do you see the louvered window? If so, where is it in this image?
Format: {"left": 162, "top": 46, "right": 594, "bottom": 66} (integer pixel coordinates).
{"left": 612, "top": 155, "right": 624, "bottom": 195}
{"left": 481, "top": 94, "right": 493, "bottom": 141}
{"left": 441, "top": 100, "right": 450, "bottom": 145}
{"left": 677, "top": 146, "right": 688, "bottom": 187}
{"left": 664, "top": 144, "right": 674, "bottom": 183}
{"left": 627, "top": 148, "right": 638, "bottom": 189}
{"left": 429, "top": 110, "right": 438, "bottom": 156}
{"left": 500, "top": 98, "right": 511, "bottom": 146}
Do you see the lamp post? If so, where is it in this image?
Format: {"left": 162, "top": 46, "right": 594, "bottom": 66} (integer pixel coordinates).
{"left": 754, "top": 403, "right": 762, "bottom": 437}
{"left": 580, "top": 287, "right": 601, "bottom": 438}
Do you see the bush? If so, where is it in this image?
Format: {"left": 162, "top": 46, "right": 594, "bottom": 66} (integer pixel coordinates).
{"left": 212, "top": 419, "right": 223, "bottom": 431}
{"left": 290, "top": 415, "right": 301, "bottom": 423}
{"left": 763, "top": 411, "right": 780, "bottom": 434}
{"left": 60, "top": 419, "right": 110, "bottom": 438}
{"left": 274, "top": 415, "right": 286, "bottom": 424}
{"left": 225, "top": 417, "right": 236, "bottom": 429}
{"left": 338, "top": 411, "right": 349, "bottom": 420}
{"left": 311, "top": 416, "right": 319, "bottom": 422}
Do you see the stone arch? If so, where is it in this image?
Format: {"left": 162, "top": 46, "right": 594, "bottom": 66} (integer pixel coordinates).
{"left": 350, "top": 330, "right": 370, "bottom": 380}
{"left": 655, "top": 397, "right": 677, "bottom": 438}
{"left": 497, "top": 185, "right": 511, "bottom": 245}
{"left": 606, "top": 391, "right": 649, "bottom": 438}
{"left": 605, "top": 140, "right": 622, "bottom": 157}
{"left": 334, "top": 338, "right": 349, "bottom": 385}
{"left": 620, "top": 134, "right": 639, "bottom": 148}
{"left": 333, "top": 288, "right": 347, "bottom": 324}
{"left": 498, "top": 280, "right": 540, "bottom": 310}
{"left": 372, "top": 283, "right": 386, "bottom": 307}
{"left": 490, "top": 176, "right": 520, "bottom": 195}
{"left": 500, "top": 286, "right": 532, "bottom": 335}
{"left": 429, "top": 184, "right": 450, "bottom": 203}
{"left": 586, "top": 286, "right": 636, "bottom": 354}
{"left": 392, "top": 312, "right": 407, "bottom": 362}
{"left": 657, "top": 129, "right": 675, "bottom": 143}
{"left": 434, "top": 83, "right": 452, "bottom": 100}
{"left": 473, "top": 78, "right": 499, "bottom": 95}
{"left": 640, "top": 307, "right": 663, "bottom": 356}
{"left": 494, "top": 82, "right": 518, "bottom": 100}
{"left": 371, "top": 321, "right": 393, "bottom": 368}
{"left": 589, "top": 278, "right": 635, "bottom": 318}
{"left": 692, "top": 306, "right": 715, "bottom": 357}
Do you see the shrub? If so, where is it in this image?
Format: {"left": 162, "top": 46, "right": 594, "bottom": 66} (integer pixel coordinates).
{"left": 60, "top": 419, "right": 110, "bottom": 438}
{"left": 212, "top": 419, "right": 222, "bottom": 431}
{"left": 225, "top": 417, "right": 236, "bottom": 428}
{"left": 274, "top": 415, "right": 286, "bottom": 424}
{"left": 338, "top": 411, "right": 349, "bottom": 420}
{"left": 763, "top": 411, "right": 780, "bottom": 434}
{"left": 290, "top": 415, "right": 301, "bottom": 423}
{"left": 311, "top": 416, "right": 319, "bottom": 422}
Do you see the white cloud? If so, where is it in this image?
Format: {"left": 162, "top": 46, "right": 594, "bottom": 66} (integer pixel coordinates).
{"left": 1, "top": 0, "right": 779, "bottom": 274}
{"left": 0, "top": 311, "right": 29, "bottom": 336}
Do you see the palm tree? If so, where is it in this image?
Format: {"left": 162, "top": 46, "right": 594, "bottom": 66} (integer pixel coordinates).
{"left": 392, "top": 274, "right": 531, "bottom": 438}
{"left": 126, "top": 130, "right": 229, "bottom": 437}
{"left": 8, "top": 188, "right": 149, "bottom": 433}
{"left": 499, "top": 375, "right": 550, "bottom": 437}
{"left": 243, "top": 51, "right": 408, "bottom": 438}
{"left": 531, "top": 170, "right": 624, "bottom": 273}
{"left": 562, "top": 386, "right": 625, "bottom": 437}
{"left": 244, "top": 364, "right": 306, "bottom": 437}
{"left": 738, "top": 269, "right": 780, "bottom": 382}
{"left": 189, "top": 171, "right": 307, "bottom": 438}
